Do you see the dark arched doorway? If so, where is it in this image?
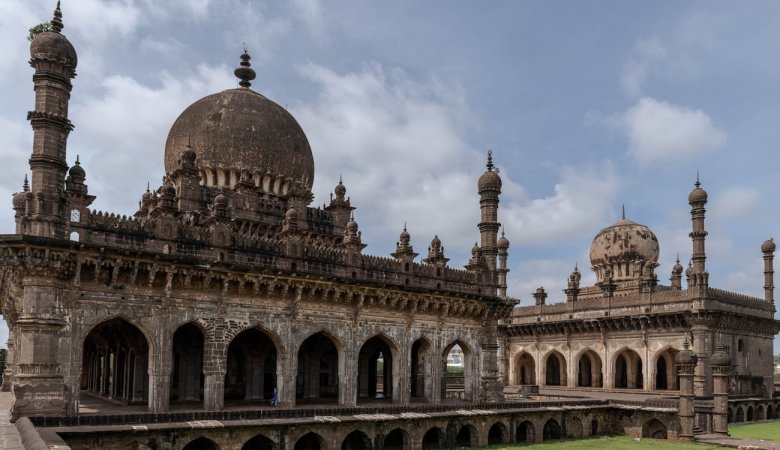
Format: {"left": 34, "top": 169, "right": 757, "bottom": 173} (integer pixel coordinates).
{"left": 642, "top": 419, "right": 667, "bottom": 439}
{"left": 297, "top": 332, "right": 339, "bottom": 403}
{"left": 614, "top": 349, "right": 643, "bottom": 389}
{"left": 544, "top": 351, "right": 566, "bottom": 386}
{"left": 170, "top": 322, "right": 204, "bottom": 405}
{"left": 225, "top": 328, "right": 277, "bottom": 405}
{"left": 81, "top": 318, "right": 149, "bottom": 405}
{"left": 577, "top": 350, "right": 602, "bottom": 387}
{"left": 654, "top": 348, "right": 678, "bottom": 390}
{"left": 543, "top": 419, "right": 561, "bottom": 441}
{"left": 242, "top": 433, "right": 276, "bottom": 450}
{"left": 182, "top": 437, "right": 218, "bottom": 450}
{"left": 384, "top": 428, "right": 406, "bottom": 450}
{"left": 342, "top": 430, "right": 372, "bottom": 450}
{"left": 358, "top": 335, "right": 395, "bottom": 402}
{"left": 487, "top": 422, "right": 507, "bottom": 445}
{"left": 514, "top": 352, "right": 535, "bottom": 385}
{"left": 294, "top": 433, "right": 324, "bottom": 450}
{"left": 516, "top": 421, "right": 534, "bottom": 443}
{"left": 455, "top": 425, "right": 476, "bottom": 447}
{"left": 442, "top": 341, "right": 471, "bottom": 401}
{"left": 421, "top": 427, "right": 444, "bottom": 449}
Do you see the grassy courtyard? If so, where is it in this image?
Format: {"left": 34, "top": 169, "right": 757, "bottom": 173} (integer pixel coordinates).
{"left": 452, "top": 435, "right": 722, "bottom": 449}
{"left": 729, "top": 420, "right": 780, "bottom": 441}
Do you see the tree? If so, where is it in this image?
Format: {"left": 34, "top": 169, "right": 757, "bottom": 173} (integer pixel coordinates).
{"left": 28, "top": 22, "right": 52, "bottom": 41}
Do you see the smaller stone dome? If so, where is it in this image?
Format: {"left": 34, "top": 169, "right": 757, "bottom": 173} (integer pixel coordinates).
{"left": 688, "top": 179, "right": 708, "bottom": 204}
{"left": 478, "top": 150, "right": 502, "bottom": 192}
{"left": 68, "top": 158, "right": 85, "bottom": 180}
{"left": 589, "top": 217, "right": 659, "bottom": 283}
{"left": 762, "top": 238, "right": 776, "bottom": 253}
{"left": 346, "top": 219, "right": 358, "bottom": 232}
{"left": 675, "top": 343, "right": 698, "bottom": 365}
{"left": 710, "top": 347, "right": 731, "bottom": 367}
{"left": 335, "top": 178, "right": 346, "bottom": 197}
{"left": 431, "top": 235, "right": 441, "bottom": 248}
{"left": 30, "top": 31, "right": 77, "bottom": 68}
{"left": 285, "top": 207, "right": 298, "bottom": 221}
{"left": 672, "top": 256, "right": 684, "bottom": 274}
{"left": 400, "top": 226, "right": 410, "bottom": 241}
{"left": 214, "top": 193, "right": 228, "bottom": 206}
{"left": 497, "top": 231, "right": 510, "bottom": 249}
{"left": 12, "top": 191, "right": 26, "bottom": 210}
{"left": 471, "top": 242, "right": 480, "bottom": 256}
{"left": 181, "top": 145, "right": 196, "bottom": 163}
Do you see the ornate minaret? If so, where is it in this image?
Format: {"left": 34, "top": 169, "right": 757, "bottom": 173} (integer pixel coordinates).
{"left": 688, "top": 175, "right": 709, "bottom": 290}
{"left": 762, "top": 238, "right": 775, "bottom": 307}
{"left": 496, "top": 230, "right": 510, "bottom": 297}
{"left": 477, "top": 150, "right": 502, "bottom": 278}
{"left": 670, "top": 255, "right": 683, "bottom": 290}
{"left": 25, "top": 1, "right": 78, "bottom": 238}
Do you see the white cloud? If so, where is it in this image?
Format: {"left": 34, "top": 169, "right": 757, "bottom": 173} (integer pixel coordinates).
{"left": 290, "top": 0, "right": 326, "bottom": 42}
{"left": 620, "top": 37, "right": 667, "bottom": 97}
{"left": 620, "top": 97, "right": 727, "bottom": 165}
{"left": 709, "top": 186, "right": 761, "bottom": 222}
{"left": 500, "top": 164, "right": 620, "bottom": 246}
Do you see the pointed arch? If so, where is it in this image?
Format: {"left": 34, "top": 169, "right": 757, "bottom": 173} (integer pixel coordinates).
{"left": 455, "top": 424, "right": 477, "bottom": 447}
{"left": 543, "top": 350, "right": 567, "bottom": 386}
{"left": 747, "top": 405, "right": 755, "bottom": 421}
{"left": 295, "top": 432, "right": 326, "bottom": 450}
{"left": 442, "top": 339, "right": 473, "bottom": 401}
{"left": 383, "top": 428, "right": 408, "bottom": 450}
{"left": 512, "top": 351, "right": 536, "bottom": 385}
{"left": 170, "top": 321, "right": 205, "bottom": 405}
{"left": 653, "top": 347, "right": 679, "bottom": 390}
{"left": 297, "top": 330, "right": 344, "bottom": 404}
{"left": 225, "top": 326, "right": 279, "bottom": 405}
{"left": 410, "top": 336, "right": 433, "bottom": 401}
{"left": 613, "top": 347, "right": 643, "bottom": 389}
{"left": 342, "top": 430, "right": 372, "bottom": 450}
{"left": 81, "top": 317, "right": 151, "bottom": 405}
{"left": 515, "top": 421, "right": 535, "bottom": 443}
{"left": 575, "top": 349, "right": 602, "bottom": 388}
{"left": 487, "top": 422, "right": 508, "bottom": 445}
{"left": 567, "top": 416, "right": 584, "bottom": 438}
{"left": 357, "top": 333, "right": 399, "bottom": 402}
{"left": 242, "top": 433, "right": 276, "bottom": 450}
{"left": 542, "top": 419, "right": 561, "bottom": 441}
{"left": 757, "top": 405, "right": 765, "bottom": 421}
{"left": 182, "top": 437, "right": 218, "bottom": 450}
{"left": 642, "top": 419, "right": 667, "bottom": 439}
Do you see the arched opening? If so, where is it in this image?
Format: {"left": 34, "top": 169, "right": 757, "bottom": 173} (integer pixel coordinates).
{"left": 542, "top": 419, "right": 561, "bottom": 441}
{"left": 81, "top": 317, "right": 149, "bottom": 405}
{"left": 421, "top": 427, "right": 444, "bottom": 449}
{"left": 442, "top": 341, "right": 471, "bottom": 401}
{"left": 513, "top": 352, "right": 536, "bottom": 385}
{"left": 358, "top": 335, "right": 395, "bottom": 402}
{"left": 342, "top": 430, "right": 372, "bottom": 450}
{"left": 455, "top": 425, "right": 476, "bottom": 447}
{"left": 69, "top": 231, "right": 80, "bottom": 241}
{"left": 736, "top": 407, "right": 745, "bottom": 422}
{"left": 182, "top": 437, "right": 218, "bottom": 450}
{"left": 591, "top": 419, "right": 599, "bottom": 436}
{"left": 614, "top": 349, "right": 643, "bottom": 389}
{"left": 384, "top": 428, "right": 406, "bottom": 450}
{"left": 515, "top": 421, "right": 535, "bottom": 443}
{"left": 487, "top": 422, "right": 507, "bottom": 445}
{"left": 654, "top": 348, "right": 678, "bottom": 390}
{"left": 544, "top": 351, "right": 567, "bottom": 387}
{"left": 642, "top": 419, "right": 667, "bottom": 439}
{"left": 225, "top": 327, "right": 277, "bottom": 405}
{"left": 295, "top": 433, "right": 325, "bottom": 450}
{"left": 170, "top": 323, "right": 204, "bottom": 405}
{"left": 747, "top": 405, "right": 755, "bottom": 421}
{"left": 577, "top": 350, "right": 603, "bottom": 387}
{"left": 766, "top": 405, "right": 773, "bottom": 420}
{"left": 297, "top": 332, "right": 339, "bottom": 403}
{"left": 757, "top": 405, "right": 765, "bottom": 421}
{"left": 567, "top": 416, "right": 583, "bottom": 438}
{"left": 242, "top": 433, "right": 276, "bottom": 450}
{"left": 728, "top": 409, "right": 733, "bottom": 423}
{"left": 776, "top": 405, "right": 780, "bottom": 419}
{"left": 410, "top": 338, "right": 432, "bottom": 401}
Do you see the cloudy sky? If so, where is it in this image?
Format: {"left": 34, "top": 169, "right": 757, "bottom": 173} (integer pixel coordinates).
{"left": 1, "top": 1, "right": 778, "bottom": 351}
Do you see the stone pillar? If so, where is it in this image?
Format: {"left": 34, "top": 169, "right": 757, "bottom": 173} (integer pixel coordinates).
{"left": 342, "top": 345, "right": 357, "bottom": 407}
{"left": 203, "top": 369, "right": 225, "bottom": 411}
{"left": 148, "top": 371, "right": 170, "bottom": 413}
{"left": 762, "top": 239, "right": 775, "bottom": 306}
{"left": 711, "top": 346, "right": 732, "bottom": 435}
{"left": 676, "top": 343, "right": 698, "bottom": 441}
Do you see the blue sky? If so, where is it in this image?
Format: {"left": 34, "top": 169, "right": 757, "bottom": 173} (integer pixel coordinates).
{"left": 0, "top": 1, "right": 778, "bottom": 352}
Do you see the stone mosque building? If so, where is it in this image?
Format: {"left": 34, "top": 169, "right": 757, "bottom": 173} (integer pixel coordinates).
{"left": 0, "top": 4, "right": 778, "bottom": 450}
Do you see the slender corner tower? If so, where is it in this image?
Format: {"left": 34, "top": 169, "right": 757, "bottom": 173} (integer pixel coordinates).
{"left": 762, "top": 238, "right": 775, "bottom": 308}
{"left": 687, "top": 175, "right": 709, "bottom": 291}
{"left": 26, "top": 1, "right": 77, "bottom": 238}
{"left": 477, "top": 150, "right": 502, "bottom": 279}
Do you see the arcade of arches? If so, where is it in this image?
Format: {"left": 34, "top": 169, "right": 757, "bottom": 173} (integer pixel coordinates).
{"left": 508, "top": 347, "right": 686, "bottom": 392}
{"left": 80, "top": 318, "right": 479, "bottom": 408}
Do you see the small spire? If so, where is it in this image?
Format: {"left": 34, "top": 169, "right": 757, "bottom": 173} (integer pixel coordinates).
{"left": 234, "top": 47, "right": 256, "bottom": 88}
{"left": 676, "top": 253, "right": 680, "bottom": 264}
{"left": 339, "top": 174, "right": 343, "bottom": 184}
{"left": 403, "top": 221, "right": 407, "bottom": 231}
{"left": 695, "top": 170, "right": 701, "bottom": 188}
{"left": 146, "top": 181, "right": 150, "bottom": 192}
{"left": 574, "top": 262, "right": 579, "bottom": 272}
{"left": 621, "top": 204, "right": 625, "bottom": 220}
{"left": 23, "top": 174, "right": 29, "bottom": 192}
{"left": 486, "top": 149, "right": 494, "bottom": 172}
{"left": 51, "top": 1, "right": 63, "bottom": 33}
{"left": 75, "top": 154, "right": 80, "bottom": 165}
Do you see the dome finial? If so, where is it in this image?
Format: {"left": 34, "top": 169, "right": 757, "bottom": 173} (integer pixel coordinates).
{"left": 234, "top": 45, "right": 256, "bottom": 88}
{"left": 676, "top": 253, "right": 680, "bottom": 264}
{"left": 23, "top": 174, "right": 29, "bottom": 192}
{"left": 51, "top": 1, "right": 63, "bottom": 33}
{"left": 695, "top": 170, "right": 701, "bottom": 188}
{"left": 486, "top": 149, "right": 494, "bottom": 172}
{"left": 75, "top": 154, "right": 80, "bottom": 165}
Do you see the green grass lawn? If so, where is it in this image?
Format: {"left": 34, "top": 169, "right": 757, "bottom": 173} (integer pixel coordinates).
{"left": 451, "top": 435, "right": 721, "bottom": 449}
{"left": 729, "top": 420, "right": 780, "bottom": 441}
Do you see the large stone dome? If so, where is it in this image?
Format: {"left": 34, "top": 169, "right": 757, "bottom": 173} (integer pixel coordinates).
{"left": 589, "top": 218, "right": 659, "bottom": 283}
{"left": 164, "top": 87, "right": 314, "bottom": 189}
